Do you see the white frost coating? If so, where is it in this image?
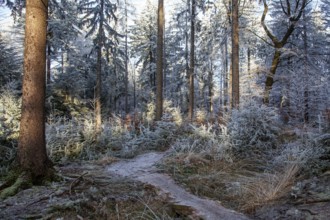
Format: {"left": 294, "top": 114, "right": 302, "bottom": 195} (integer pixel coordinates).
{"left": 108, "top": 151, "right": 250, "bottom": 220}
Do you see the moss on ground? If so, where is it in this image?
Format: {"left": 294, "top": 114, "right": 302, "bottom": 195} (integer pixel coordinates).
{"left": 0, "top": 172, "right": 32, "bottom": 199}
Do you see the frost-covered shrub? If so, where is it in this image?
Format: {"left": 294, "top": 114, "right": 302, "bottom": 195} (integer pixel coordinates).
{"left": 143, "top": 100, "right": 184, "bottom": 126}
{"left": 145, "top": 102, "right": 156, "bottom": 123}
{"left": 273, "top": 129, "right": 327, "bottom": 175}
{"left": 171, "top": 124, "right": 232, "bottom": 161}
{"left": 0, "top": 90, "right": 21, "bottom": 175}
{"left": 228, "top": 100, "right": 282, "bottom": 159}
{"left": 0, "top": 90, "right": 21, "bottom": 142}
{"left": 107, "top": 115, "right": 131, "bottom": 138}
{"left": 46, "top": 115, "right": 115, "bottom": 161}
{"left": 195, "top": 109, "right": 207, "bottom": 124}
{"left": 121, "top": 121, "right": 178, "bottom": 158}
{"left": 46, "top": 88, "right": 91, "bottom": 119}
{"left": 162, "top": 100, "right": 183, "bottom": 126}
{"left": 46, "top": 116, "right": 85, "bottom": 161}
{"left": 0, "top": 35, "right": 22, "bottom": 88}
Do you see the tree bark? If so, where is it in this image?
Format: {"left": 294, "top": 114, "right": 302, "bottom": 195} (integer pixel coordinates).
{"left": 155, "top": 0, "right": 164, "bottom": 121}
{"left": 264, "top": 49, "right": 281, "bottom": 104}
{"left": 124, "top": 0, "right": 129, "bottom": 114}
{"left": 46, "top": 42, "right": 51, "bottom": 84}
{"left": 185, "top": 0, "right": 190, "bottom": 113}
{"left": 231, "top": 0, "right": 239, "bottom": 109}
{"left": 247, "top": 47, "right": 251, "bottom": 76}
{"left": 188, "top": 0, "right": 195, "bottom": 121}
{"left": 18, "top": 0, "right": 52, "bottom": 178}
{"left": 224, "top": 35, "right": 229, "bottom": 111}
{"left": 208, "top": 62, "right": 214, "bottom": 114}
{"left": 95, "top": 0, "right": 104, "bottom": 136}
{"left": 303, "top": 10, "right": 309, "bottom": 123}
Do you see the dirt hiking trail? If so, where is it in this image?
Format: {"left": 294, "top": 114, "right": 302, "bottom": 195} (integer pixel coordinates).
{"left": 108, "top": 151, "right": 250, "bottom": 220}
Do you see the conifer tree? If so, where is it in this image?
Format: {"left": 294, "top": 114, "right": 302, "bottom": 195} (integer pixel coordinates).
{"left": 79, "top": 0, "right": 119, "bottom": 135}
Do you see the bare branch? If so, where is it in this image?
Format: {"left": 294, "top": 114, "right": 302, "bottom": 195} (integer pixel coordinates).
{"left": 281, "top": 0, "right": 307, "bottom": 44}
{"left": 261, "top": 0, "right": 280, "bottom": 45}
{"left": 280, "top": 0, "right": 288, "bottom": 16}
{"left": 246, "top": 28, "right": 274, "bottom": 47}
{"left": 286, "top": 0, "right": 291, "bottom": 17}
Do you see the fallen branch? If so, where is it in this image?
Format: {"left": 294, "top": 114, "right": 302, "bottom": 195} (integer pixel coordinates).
{"left": 25, "top": 172, "right": 89, "bottom": 207}
{"left": 293, "top": 198, "right": 330, "bottom": 205}
{"left": 70, "top": 172, "right": 88, "bottom": 195}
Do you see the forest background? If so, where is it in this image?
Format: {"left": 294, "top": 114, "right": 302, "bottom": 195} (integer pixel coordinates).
{"left": 0, "top": 0, "right": 329, "bottom": 219}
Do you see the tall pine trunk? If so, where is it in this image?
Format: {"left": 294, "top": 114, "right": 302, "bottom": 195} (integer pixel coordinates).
{"left": 208, "top": 62, "right": 214, "bottom": 114}
{"left": 124, "top": 0, "right": 129, "bottom": 114}
{"left": 188, "top": 0, "right": 195, "bottom": 121}
{"left": 95, "top": 0, "right": 104, "bottom": 136}
{"left": 231, "top": 0, "right": 239, "bottom": 109}
{"left": 18, "top": 0, "right": 52, "bottom": 178}
{"left": 224, "top": 35, "right": 229, "bottom": 111}
{"left": 303, "top": 10, "right": 309, "bottom": 123}
{"left": 155, "top": 0, "right": 164, "bottom": 121}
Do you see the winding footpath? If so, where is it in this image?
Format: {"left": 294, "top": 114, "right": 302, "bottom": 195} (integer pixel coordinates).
{"left": 107, "top": 151, "right": 250, "bottom": 220}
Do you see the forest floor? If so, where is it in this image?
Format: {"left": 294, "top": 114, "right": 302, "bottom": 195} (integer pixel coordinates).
{"left": 0, "top": 150, "right": 249, "bottom": 220}
{"left": 0, "top": 157, "right": 182, "bottom": 220}
{"left": 1, "top": 149, "right": 330, "bottom": 219}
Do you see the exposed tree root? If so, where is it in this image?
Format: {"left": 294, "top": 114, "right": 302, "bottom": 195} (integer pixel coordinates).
{"left": 0, "top": 172, "right": 32, "bottom": 199}
{"left": 0, "top": 165, "right": 57, "bottom": 200}
{"left": 26, "top": 172, "right": 88, "bottom": 207}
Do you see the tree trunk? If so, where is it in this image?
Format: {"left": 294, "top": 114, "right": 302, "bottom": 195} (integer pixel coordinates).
{"left": 231, "top": 0, "right": 239, "bottom": 109}
{"left": 224, "top": 35, "right": 229, "bottom": 111}
{"left": 219, "top": 59, "right": 223, "bottom": 108}
{"left": 261, "top": 0, "right": 308, "bottom": 105}
{"left": 124, "top": 0, "right": 129, "bottom": 114}
{"left": 95, "top": 39, "right": 102, "bottom": 135}
{"left": 155, "top": 0, "right": 164, "bottom": 121}
{"left": 18, "top": 0, "right": 52, "bottom": 178}
{"left": 95, "top": 0, "right": 104, "bottom": 136}
{"left": 303, "top": 10, "right": 309, "bottom": 123}
{"left": 148, "top": 38, "right": 155, "bottom": 91}
{"left": 188, "top": 0, "right": 195, "bottom": 121}
{"left": 264, "top": 49, "right": 281, "bottom": 104}
{"left": 46, "top": 42, "right": 51, "bottom": 84}
{"left": 133, "top": 70, "right": 136, "bottom": 109}
{"left": 247, "top": 47, "right": 251, "bottom": 94}
{"left": 208, "top": 63, "right": 214, "bottom": 114}
{"left": 247, "top": 47, "right": 251, "bottom": 76}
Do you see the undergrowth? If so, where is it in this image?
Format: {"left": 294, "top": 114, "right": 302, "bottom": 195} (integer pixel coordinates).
{"left": 162, "top": 100, "right": 329, "bottom": 214}
{"left": 46, "top": 103, "right": 182, "bottom": 162}
{"left": 0, "top": 89, "right": 21, "bottom": 176}
{"left": 1, "top": 93, "right": 329, "bottom": 217}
